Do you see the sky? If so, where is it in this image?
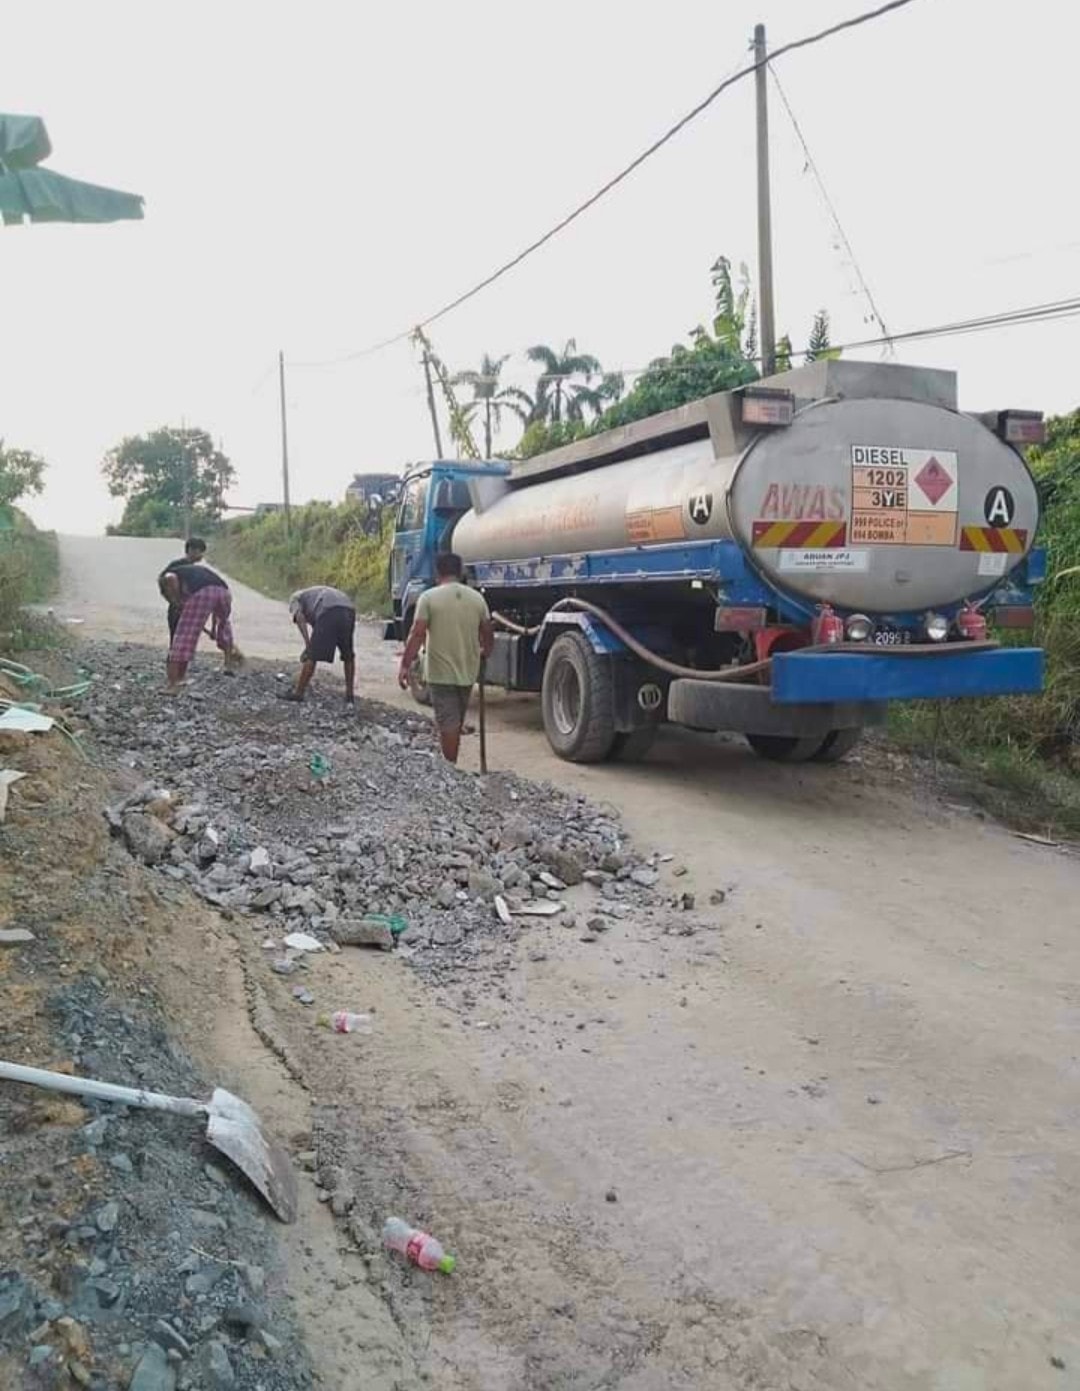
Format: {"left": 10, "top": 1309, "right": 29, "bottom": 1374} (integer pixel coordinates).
{"left": 4, "top": 0, "right": 1079, "bottom": 534}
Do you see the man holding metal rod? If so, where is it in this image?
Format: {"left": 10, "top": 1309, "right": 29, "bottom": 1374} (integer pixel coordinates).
{"left": 398, "top": 553, "right": 493, "bottom": 765}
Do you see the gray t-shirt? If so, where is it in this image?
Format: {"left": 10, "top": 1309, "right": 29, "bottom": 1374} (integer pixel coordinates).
{"left": 289, "top": 586, "right": 354, "bottom": 623}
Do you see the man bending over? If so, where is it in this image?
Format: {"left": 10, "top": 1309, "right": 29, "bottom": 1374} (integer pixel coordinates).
{"left": 282, "top": 585, "right": 357, "bottom": 704}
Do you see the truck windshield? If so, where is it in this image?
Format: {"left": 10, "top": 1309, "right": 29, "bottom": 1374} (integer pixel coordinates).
{"left": 398, "top": 475, "right": 429, "bottom": 532}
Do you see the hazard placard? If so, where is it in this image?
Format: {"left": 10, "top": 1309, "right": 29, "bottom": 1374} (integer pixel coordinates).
{"left": 850, "top": 446, "right": 958, "bottom": 545}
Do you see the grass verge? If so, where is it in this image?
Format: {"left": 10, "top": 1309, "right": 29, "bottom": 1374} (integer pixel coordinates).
{"left": 210, "top": 502, "right": 391, "bottom": 613}
{"left": 0, "top": 512, "right": 60, "bottom": 652}
{"left": 889, "top": 702, "right": 1080, "bottom": 839}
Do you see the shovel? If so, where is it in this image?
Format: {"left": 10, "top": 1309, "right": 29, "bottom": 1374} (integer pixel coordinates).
{"left": 0, "top": 1061, "right": 298, "bottom": 1223}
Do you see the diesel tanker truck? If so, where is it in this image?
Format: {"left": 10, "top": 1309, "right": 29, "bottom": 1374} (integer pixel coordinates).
{"left": 386, "top": 360, "right": 1045, "bottom": 763}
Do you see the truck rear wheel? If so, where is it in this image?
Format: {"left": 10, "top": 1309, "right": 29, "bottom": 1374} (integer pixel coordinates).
{"left": 542, "top": 632, "right": 617, "bottom": 762}
{"left": 610, "top": 727, "right": 658, "bottom": 762}
{"left": 746, "top": 733, "right": 823, "bottom": 763}
{"left": 811, "top": 728, "right": 862, "bottom": 762}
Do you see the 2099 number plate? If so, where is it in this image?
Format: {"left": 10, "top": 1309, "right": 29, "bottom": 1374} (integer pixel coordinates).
{"left": 873, "top": 626, "right": 913, "bottom": 646}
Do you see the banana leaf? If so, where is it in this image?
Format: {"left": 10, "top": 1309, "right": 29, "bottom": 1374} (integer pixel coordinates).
{"left": 0, "top": 166, "right": 143, "bottom": 225}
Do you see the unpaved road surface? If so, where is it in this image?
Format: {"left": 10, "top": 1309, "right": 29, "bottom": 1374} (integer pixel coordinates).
{"left": 48, "top": 535, "right": 1080, "bottom": 1388}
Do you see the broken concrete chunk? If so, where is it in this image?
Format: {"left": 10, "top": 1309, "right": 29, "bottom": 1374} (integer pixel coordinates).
{"left": 331, "top": 918, "right": 394, "bottom": 950}
{"left": 0, "top": 928, "right": 35, "bottom": 945}
{"left": 248, "top": 846, "right": 271, "bottom": 874}
{"left": 129, "top": 1341, "right": 177, "bottom": 1391}
{"left": 121, "top": 810, "right": 174, "bottom": 866}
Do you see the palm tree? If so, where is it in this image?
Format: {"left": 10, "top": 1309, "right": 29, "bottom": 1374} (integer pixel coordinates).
{"left": 563, "top": 371, "right": 626, "bottom": 423}
{"left": 451, "top": 353, "right": 531, "bottom": 458}
{"left": 526, "top": 339, "right": 603, "bottom": 425}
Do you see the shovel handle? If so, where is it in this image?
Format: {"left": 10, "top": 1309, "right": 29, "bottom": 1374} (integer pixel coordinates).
{"left": 478, "top": 658, "right": 488, "bottom": 775}
{"left": 0, "top": 1060, "right": 203, "bottom": 1119}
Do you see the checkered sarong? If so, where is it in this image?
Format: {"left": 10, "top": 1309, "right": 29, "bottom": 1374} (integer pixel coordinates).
{"left": 168, "top": 585, "right": 233, "bottom": 663}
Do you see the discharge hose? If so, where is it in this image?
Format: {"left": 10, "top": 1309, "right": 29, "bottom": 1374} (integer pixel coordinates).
{"left": 491, "top": 600, "right": 998, "bottom": 685}
{"left": 492, "top": 602, "right": 769, "bottom": 683}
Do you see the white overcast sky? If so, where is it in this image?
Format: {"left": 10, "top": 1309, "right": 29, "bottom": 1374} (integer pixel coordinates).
{"left": 4, "top": 0, "right": 1079, "bottom": 534}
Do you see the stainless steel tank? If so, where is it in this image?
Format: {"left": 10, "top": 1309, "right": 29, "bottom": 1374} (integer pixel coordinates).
{"left": 452, "top": 369, "right": 1039, "bottom": 614}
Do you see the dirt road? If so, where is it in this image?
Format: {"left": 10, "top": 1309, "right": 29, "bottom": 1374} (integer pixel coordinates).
{"left": 54, "top": 536, "right": 1080, "bottom": 1388}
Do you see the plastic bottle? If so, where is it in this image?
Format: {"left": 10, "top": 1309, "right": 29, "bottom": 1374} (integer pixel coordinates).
{"left": 322, "top": 1011, "right": 372, "bottom": 1034}
{"left": 382, "top": 1217, "right": 456, "bottom": 1273}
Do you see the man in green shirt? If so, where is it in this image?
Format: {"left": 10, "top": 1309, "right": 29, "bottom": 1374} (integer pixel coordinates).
{"left": 398, "top": 553, "right": 494, "bottom": 764}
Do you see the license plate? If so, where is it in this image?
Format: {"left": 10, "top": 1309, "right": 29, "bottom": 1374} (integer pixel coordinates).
{"left": 873, "top": 626, "right": 913, "bottom": 646}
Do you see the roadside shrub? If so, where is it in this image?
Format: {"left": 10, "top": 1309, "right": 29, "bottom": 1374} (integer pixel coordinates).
{"left": 0, "top": 511, "right": 58, "bottom": 648}
{"left": 210, "top": 502, "right": 391, "bottom": 613}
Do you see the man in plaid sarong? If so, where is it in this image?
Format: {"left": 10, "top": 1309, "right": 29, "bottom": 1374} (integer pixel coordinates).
{"left": 161, "top": 563, "right": 241, "bottom": 691}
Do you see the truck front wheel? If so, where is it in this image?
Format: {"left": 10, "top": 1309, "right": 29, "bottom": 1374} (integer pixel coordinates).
{"left": 746, "top": 733, "right": 822, "bottom": 763}
{"left": 541, "top": 633, "right": 617, "bottom": 762}
{"left": 811, "top": 728, "right": 862, "bottom": 762}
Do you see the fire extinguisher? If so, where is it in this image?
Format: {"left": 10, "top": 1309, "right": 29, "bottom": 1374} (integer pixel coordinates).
{"left": 812, "top": 603, "right": 845, "bottom": 645}
{"left": 956, "top": 602, "right": 987, "bottom": 641}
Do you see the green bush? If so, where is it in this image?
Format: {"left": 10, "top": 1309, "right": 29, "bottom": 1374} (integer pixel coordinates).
{"left": 891, "top": 409, "right": 1080, "bottom": 823}
{"left": 0, "top": 509, "right": 59, "bottom": 649}
{"left": 211, "top": 502, "right": 391, "bottom": 614}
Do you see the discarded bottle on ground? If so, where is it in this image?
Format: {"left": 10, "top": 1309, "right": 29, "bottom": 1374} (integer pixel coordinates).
{"left": 382, "top": 1217, "right": 456, "bottom": 1273}
{"left": 331, "top": 1010, "right": 372, "bottom": 1035}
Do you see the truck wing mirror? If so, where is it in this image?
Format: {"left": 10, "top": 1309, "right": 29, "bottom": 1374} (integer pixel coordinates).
{"left": 433, "top": 479, "right": 473, "bottom": 515}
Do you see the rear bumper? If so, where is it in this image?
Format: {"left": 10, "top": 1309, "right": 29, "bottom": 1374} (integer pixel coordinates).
{"left": 770, "top": 646, "right": 1044, "bottom": 704}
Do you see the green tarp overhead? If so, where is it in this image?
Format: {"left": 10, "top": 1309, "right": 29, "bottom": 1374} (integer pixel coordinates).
{"left": 0, "top": 113, "right": 51, "bottom": 170}
{"left": 0, "top": 111, "right": 143, "bottom": 226}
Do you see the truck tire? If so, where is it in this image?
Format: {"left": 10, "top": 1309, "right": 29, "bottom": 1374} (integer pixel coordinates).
{"left": 746, "top": 733, "right": 823, "bottom": 763}
{"left": 610, "top": 727, "right": 658, "bottom": 762}
{"left": 541, "top": 632, "right": 617, "bottom": 762}
{"left": 811, "top": 728, "right": 863, "bottom": 763}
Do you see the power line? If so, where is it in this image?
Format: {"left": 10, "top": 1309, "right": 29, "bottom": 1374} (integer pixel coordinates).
{"left": 449, "top": 294, "right": 1080, "bottom": 384}
{"left": 291, "top": 0, "right": 919, "bottom": 370}
{"left": 768, "top": 63, "right": 893, "bottom": 348}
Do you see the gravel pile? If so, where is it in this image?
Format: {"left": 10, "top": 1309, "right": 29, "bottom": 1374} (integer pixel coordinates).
{"left": 80, "top": 644, "right": 667, "bottom": 986}
{"left": 0, "top": 980, "right": 313, "bottom": 1391}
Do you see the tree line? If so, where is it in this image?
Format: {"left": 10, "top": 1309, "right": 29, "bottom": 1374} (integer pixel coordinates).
{"left": 94, "top": 252, "right": 831, "bottom": 534}
{"left": 449, "top": 257, "right": 834, "bottom": 459}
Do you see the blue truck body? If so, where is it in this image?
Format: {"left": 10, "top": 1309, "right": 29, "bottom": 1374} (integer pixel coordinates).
{"left": 386, "top": 446, "right": 1044, "bottom": 763}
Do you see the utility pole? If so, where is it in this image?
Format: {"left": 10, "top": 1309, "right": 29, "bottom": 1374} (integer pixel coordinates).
{"left": 278, "top": 350, "right": 292, "bottom": 536}
{"left": 754, "top": 23, "right": 777, "bottom": 377}
{"left": 180, "top": 416, "right": 192, "bottom": 539}
{"left": 421, "top": 346, "right": 444, "bottom": 458}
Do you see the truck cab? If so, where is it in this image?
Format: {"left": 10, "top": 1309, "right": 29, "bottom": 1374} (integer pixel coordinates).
{"left": 387, "top": 460, "right": 508, "bottom": 642}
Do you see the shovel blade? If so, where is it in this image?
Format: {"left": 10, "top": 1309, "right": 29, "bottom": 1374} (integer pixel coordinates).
{"left": 205, "top": 1088, "right": 298, "bottom": 1223}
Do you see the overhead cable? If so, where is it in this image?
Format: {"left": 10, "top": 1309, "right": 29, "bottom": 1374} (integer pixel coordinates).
{"left": 768, "top": 64, "right": 893, "bottom": 348}
{"left": 290, "top": 0, "right": 919, "bottom": 370}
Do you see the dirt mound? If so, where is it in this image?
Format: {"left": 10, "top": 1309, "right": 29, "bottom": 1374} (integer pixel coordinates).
{"left": 0, "top": 713, "right": 314, "bottom": 1390}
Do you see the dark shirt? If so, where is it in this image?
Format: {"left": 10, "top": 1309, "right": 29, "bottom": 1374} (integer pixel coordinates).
{"left": 169, "top": 564, "right": 228, "bottom": 597}
{"left": 159, "top": 557, "right": 193, "bottom": 607}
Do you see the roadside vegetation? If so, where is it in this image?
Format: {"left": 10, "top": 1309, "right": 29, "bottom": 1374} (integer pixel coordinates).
{"left": 210, "top": 503, "right": 392, "bottom": 614}
{"left": 0, "top": 442, "right": 59, "bottom": 651}
{"left": 890, "top": 407, "right": 1080, "bottom": 833}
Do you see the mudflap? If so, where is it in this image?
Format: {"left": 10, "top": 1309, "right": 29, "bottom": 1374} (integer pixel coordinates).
{"left": 666, "top": 679, "right": 882, "bottom": 737}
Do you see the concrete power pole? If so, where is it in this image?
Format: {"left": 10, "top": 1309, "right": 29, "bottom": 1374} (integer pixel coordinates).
{"left": 180, "top": 416, "right": 192, "bottom": 539}
{"left": 278, "top": 350, "right": 292, "bottom": 536}
{"left": 754, "top": 23, "right": 777, "bottom": 377}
